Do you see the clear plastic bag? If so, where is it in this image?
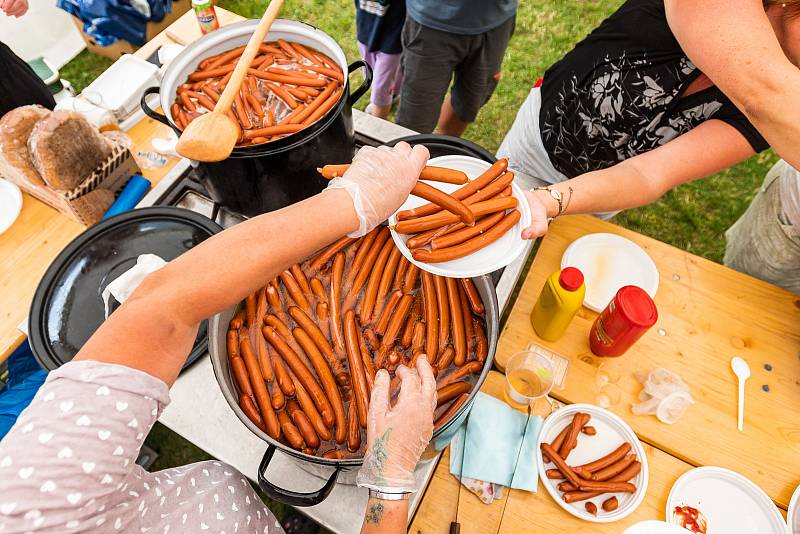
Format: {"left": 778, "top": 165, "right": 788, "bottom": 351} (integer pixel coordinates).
{"left": 631, "top": 368, "right": 693, "bottom": 424}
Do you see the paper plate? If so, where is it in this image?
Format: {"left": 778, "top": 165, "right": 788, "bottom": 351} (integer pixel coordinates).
{"left": 0, "top": 178, "right": 22, "bottom": 235}
{"left": 388, "top": 155, "right": 531, "bottom": 278}
{"left": 536, "top": 403, "right": 649, "bottom": 523}
{"left": 788, "top": 484, "right": 800, "bottom": 534}
{"left": 667, "top": 467, "right": 787, "bottom": 534}
{"left": 561, "top": 233, "right": 659, "bottom": 312}
{"left": 623, "top": 520, "right": 692, "bottom": 533}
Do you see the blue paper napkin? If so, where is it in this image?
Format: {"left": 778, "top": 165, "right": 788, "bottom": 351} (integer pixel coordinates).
{"left": 449, "top": 392, "right": 543, "bottom": 492}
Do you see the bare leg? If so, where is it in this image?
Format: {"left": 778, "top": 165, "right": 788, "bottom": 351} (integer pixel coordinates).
{"left": 436, "top": 94, "right": 470, "bottom": 137}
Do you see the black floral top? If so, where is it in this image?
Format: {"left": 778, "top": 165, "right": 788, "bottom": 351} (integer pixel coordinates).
{"left": 539, "top": 0, "right": 769, "bottom": 179}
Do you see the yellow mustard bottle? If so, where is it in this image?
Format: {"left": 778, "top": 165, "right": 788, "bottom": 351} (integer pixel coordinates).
{"left": 530, "top": 267, "right": 586, "bottom": 342}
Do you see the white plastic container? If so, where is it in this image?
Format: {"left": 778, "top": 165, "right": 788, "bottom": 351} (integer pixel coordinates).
{"left": 82, "top": 54, "right": 160, "bottom": 120}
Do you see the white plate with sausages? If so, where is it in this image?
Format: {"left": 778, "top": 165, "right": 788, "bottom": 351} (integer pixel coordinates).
{"left": 388, "top": 155, "right": 531, "bottom": 278}
{"left": 536, "top": 403, "right": 649, "bottom": 523}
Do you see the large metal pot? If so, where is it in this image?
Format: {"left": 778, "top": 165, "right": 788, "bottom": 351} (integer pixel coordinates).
{"left": 209, "top": 275, "right": 498, "bottom": 507}
{"left": 141, "top": 19, "right": 371, "bottom": 216}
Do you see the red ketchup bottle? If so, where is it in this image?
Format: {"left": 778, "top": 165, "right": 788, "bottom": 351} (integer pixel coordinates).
{"left": 589, "top": 285, "right": 658, "bottom": 357}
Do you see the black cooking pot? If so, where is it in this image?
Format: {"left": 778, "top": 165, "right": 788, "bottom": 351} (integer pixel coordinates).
{"left": 141, "top": 19, "right": 372, "bottom": 217}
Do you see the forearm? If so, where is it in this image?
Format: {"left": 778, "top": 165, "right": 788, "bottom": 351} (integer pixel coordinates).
{"left": 533, "top": 160, "right": 664, "bottom": 218}
{"left": 76, "top": 188, "right": 358, "bottom": 384}
{"left": 360, "top": 497, "right": 407, "bottom": 534}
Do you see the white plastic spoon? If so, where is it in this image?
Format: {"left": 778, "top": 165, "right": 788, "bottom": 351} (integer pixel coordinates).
{"left": 731, "top": 356, "right": 751, "bottom": 431}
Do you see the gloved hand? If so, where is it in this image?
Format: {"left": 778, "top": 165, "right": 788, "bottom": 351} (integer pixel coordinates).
{"left": 325, "top": 141, "right": 429, "bottom": 237}
{"left": 356, "top": 356, "right": 437, "bottom": 493}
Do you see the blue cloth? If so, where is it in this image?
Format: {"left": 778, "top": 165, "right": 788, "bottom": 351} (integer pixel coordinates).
{"left": 57, "top": 0, "right": 172, "bottom": 46}
{"left": 406, "top": 0, "right": 517, "bottom": 35}
{"left": 449, "top": 392, "right": 542, "bottom": 491}
{"left": 356, "top": 0, "right": 406, "bottom": 54}
{"left": 0, "top": 343, "right": 48, "bottom": 439}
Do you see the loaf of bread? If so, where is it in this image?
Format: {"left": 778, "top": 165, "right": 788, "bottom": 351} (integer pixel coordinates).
{"left": 28, "top": 111, "right": 114, "bottom": 190}
{"left": 0, "top": 105, "right": 50, "bottom": 187}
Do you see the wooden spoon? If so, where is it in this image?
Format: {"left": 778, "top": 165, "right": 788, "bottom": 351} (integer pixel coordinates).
{"left": 176, "top": 0, "right": 286, "bottom": 162}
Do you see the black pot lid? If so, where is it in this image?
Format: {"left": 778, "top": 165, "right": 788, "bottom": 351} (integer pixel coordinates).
{"left": 385, "top": 134, "right": 496, "bottom": 163}
{"left": 28, "top": 207, "right": 222, "bottom": 371}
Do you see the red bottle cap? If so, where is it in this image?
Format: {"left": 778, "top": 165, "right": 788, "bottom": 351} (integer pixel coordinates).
{"left": 558, "top": 267, "right": 584, "bottom": 292}
{"left": 616, "top": 286, "right": 658, "bottom": 327}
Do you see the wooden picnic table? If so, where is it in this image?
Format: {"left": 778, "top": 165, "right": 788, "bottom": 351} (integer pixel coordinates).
{"left": 0, "top": 8, "right": 242, "bottom": 365}
{"left": 410, "top": 215, "right": 800, "bottom": 532}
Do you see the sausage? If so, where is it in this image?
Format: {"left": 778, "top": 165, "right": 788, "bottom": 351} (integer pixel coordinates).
{"left": 458, "top": 286, "right": 474, "bottom": 355}
{"left": 363, "top": 328, "right": 380, "bottom": 352}
{"left": 422, "top": 272, "right": 438, "bottom": 359}
{"left": 358, "top": 236, "right": 395, "bottom": 321}
{"left": 322, "top": 449, "right": 345, "bottom": 459}
{"left": 445, "top": 278, "right": 467, "bottom": 366}
{"left": 473, "top": 319, "right": 488, "bottom": 364}
{"left": 318, "top": 164, "right": 468, "bottom": 185}
{"left": 239, "top": 394, "right": 266, "bottom": 433}
{"left": 359, "top": 343, "right": 376, "bottom": 394}
{"left": 602, "top": 497, "right": 619, "bottom": 512}
{"left": 376, "top": 294, "right": 414, "bottom": 361}
{"left": 286, "top": 400, "right": 320, "bottom": 450}
{"left": 433, "top": 276, "right": 450, "bottom": 354}
{"left": 292, "top": 327, "right": 346, "bottom": 445}
{"left": 438, "top": 361, "right": 482, "bottom": 387}
{"left": 402, "top": 264, "right": 421, "bottom": 294}
{"left": 386, "top": 348, "right": 402, "bottom": 368}
{"left": 265, "top": 284, "right": 288, "bottom": 321}
{"left": 241, "top": 124, "right": 305, "bottom": 139}
{"left": 434, "top": 392, "right": 469, "bottom": 429}
{"left": 254, "top": 327, "right": 275, "bottom": 382}
{"left": 436, "top": 346, "right": 456, "bottom": 371}
{"left": 316, "top": 302, "right": 330, "bottom": 339}
{"left": 459, "top": 168, "right": 515, "bottom": 206}
{"left": 187, "top": 64, "right": 237, "bottom": 81}
{"left": 436, "top": 381, "right": 471, "bottom": 407}
{"left": 394, "top": 258, "right": 410, "bottom": 291}
{"left": 411, "top": 322, "right": 425, "bottom": 355}
{"left": 412, "top": 210, "right": 521, "bottom": 263}
{"left": 310, "top": 278, "right": 327, "bottom": 303}
{"left": 543, "top": 413, "right": 589, "bottom": 463}
{"left": 288, "top": 82, "right": 340, "bottom": 124}
{"left": 230, "top": 356, "right": 254, "bottom": 400}
{"left": 400, "top": 300, "right": 421, "bottom": 348}
{"left": 344, "top": 310, "right": 370, "bottom": 428}
{"left": 229, "top": 310, "right": 245, "bottom": 330}
{"left": 546, "top": 469, "right": 565, "bottom": 479}
{"left": 288, "top": 306, "right": 335, "bottom": 360}
{"left": 582, "top": 426, "right": 597, "bottom": 436}
{"left": 406, "top": 223, "right": 461, "bottom": 249}
{"left": 290, "top": 264, "right": 312, "bottom": 297}
{"left": 410, "top": 182, "right": 475, "bottom": 225}
{"left": 329, "top": 251, "right": 346, "bottom": 353}
{"left": 238, "top": 335, "right": 280, "bottom": 439}
{"left": 396, "top": 159, "right": 509, "bottom": 220}
{"left": 395, "top": 196, "right": 517, "bottom": 235}
{"left": 573, "top": 443, "right": 632, "bottom": 475}
{"left": 560, "top": 462, "right": 641, "bottom": 499}
{"left": 269, "top": 357, "right": 291, "bottom": 406}
{"left": 227, "top": 329, "right": 240, "bottom": 360}
{"left": 245, "top": 293, "right": 258, "bottom": 328}
{"left": 180, "top": 91, "right": 197, "bottom": 112}
{"left": 263, "top": 326, "right": 334, "bottom": 426}
{"left": 247, "top": 68, "right": 329, "bottom": 87}
{"left": 347, "top": 400, "right": 361, "bottom": 453}
{"left": 585, "top": 502, "right": 598, "bottom": 516}
{"left": 370, "top": 247, "right": 403, "bottom": 324}
{"left": 299, "top": 64, "right": 344, "bottom": 83}
{"left": 559, "top": 412, "right": 588, "bottom": 460}
{"left": 308, "top": 235, "right": 357, "bottom": 274}
{"left": 591, "top": 454, "right": 637, "bottom": 482}
{"left": 374, "top": 290, "right": 403, "bottom": 336}
{"left": 577, "top": 480, "right": 636, "bottom": 493}
{"left": 343, "top": 227, "right": 379, "bottom": 290}
{"left": 291, "top": 373, "right": 332, "bottom": 442}
{"left": 233, "top": 91, "right": 252, "bottom": 129}
{"left": 302, "top": 88, "right": 342, "bottom": 125}
{"left": 346, "top": 228, "right": 391, "bottom": 300}
{"left": 277, "top": 410, "right": 305, "bottom": 449}
{"left": 540, "top": 443, "right": 582, "bottom": 488}
{"left": 431, "top": 211, "right": 505, "bottom": 250}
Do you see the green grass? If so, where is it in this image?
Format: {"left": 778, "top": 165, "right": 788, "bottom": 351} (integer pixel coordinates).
{"left": 60, "top": 0, "right": 775, "bottom": 519}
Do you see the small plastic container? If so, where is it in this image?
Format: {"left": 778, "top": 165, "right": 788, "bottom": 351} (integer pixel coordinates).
{"left": 530, "top": 267, "right": 586, "bottom": 342}
{"left": 589, "top": 285, "right": 658, "bottom": 357}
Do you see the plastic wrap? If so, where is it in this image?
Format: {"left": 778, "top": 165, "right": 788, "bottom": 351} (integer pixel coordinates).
{"left": 0, "top": 105, "right": 50, "bottom": 188}
{"left": 631, "top": 368, "right": 693, "bottom": 424}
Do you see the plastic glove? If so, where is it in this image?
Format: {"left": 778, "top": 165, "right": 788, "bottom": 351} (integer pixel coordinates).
{"left": 356, "top": 356, "right": 437, "bottom": 493}
{"left": 631, "top": 368, "right": 693, "bottom": 424}
{"left": 325, "top": 141, "right": 429, "bottom": 237}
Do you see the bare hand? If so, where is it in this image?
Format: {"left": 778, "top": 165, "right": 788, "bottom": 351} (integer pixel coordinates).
{"left": 0, "top": 0, "right": 29, "bottom": 17}
{"left": 521, "top": 189, "right": 550, "bottom": 239}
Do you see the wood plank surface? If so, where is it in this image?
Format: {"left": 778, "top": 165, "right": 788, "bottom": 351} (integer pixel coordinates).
{"left": 494, "top": 215, "right": 800, "bottom": 508}
{"left": 409, "top": 371, "right": 696, "bottom": 533}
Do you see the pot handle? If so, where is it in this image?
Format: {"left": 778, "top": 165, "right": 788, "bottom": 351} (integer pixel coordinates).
{"left": 347, "top": 60, "right": 373, "bottom": 106}
{"left": 140, "top": 87, "right": 171, "bottom": 127}
{"left": 257, "top": 444, "right": 341, "bottom": 507}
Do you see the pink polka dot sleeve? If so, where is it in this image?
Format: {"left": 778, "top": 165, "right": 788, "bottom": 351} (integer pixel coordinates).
{"left": 0, "top": 361, "right": 280, "bottom": 533}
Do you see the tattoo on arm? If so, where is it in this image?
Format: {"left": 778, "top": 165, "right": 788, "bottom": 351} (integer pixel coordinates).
{"left": 365, "top": 501, "right": 385, "bottom": 524}
{"left": 372, "top": 427, "right": 392, "bottom": 481}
